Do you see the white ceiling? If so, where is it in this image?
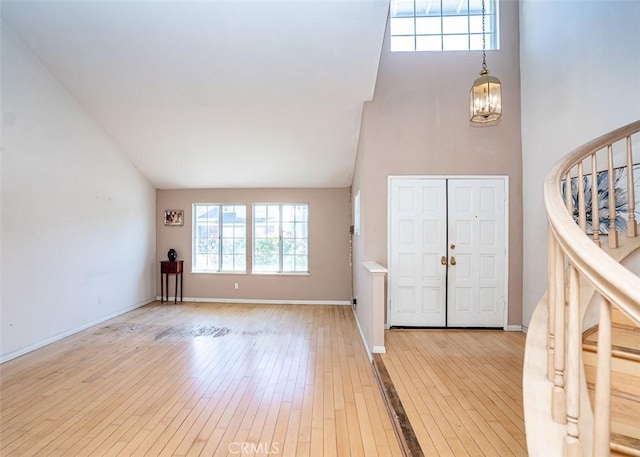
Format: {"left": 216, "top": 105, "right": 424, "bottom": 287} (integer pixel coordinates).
{"left": 1, "top": 0, "right": 389, "bottom": 189}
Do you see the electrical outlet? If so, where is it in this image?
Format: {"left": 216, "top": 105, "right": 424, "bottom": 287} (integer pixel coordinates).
{"left": 234, "top": 282, "right": 239, "bottom": 290}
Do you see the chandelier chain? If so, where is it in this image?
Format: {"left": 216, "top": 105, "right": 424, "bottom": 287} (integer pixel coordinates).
{"left": 481, "top": 0, "right": 487, "bottom": 73}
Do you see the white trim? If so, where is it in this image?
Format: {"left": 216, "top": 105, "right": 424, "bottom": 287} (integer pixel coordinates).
{"left": 362, "top": 261, "right": 387, "bottom": 274}
{"left": 372, "top": 345, "right": 386, "bottom": 353}
{"left": 504, "top": 324, "right": 523, "bottom": 332}
{"left": 352, "top": 308, "right": 373, "bottom": 361}
{"left": 162, "top": 296, "right": 350, "bottom": 306}
{"left": 387, "top": 175, "right": 510, "bottom": 328}
{"left": 0, "top": 297, "right": 155, "bottom": 364}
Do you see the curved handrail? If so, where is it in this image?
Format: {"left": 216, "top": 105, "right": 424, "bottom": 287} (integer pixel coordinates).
{"left": 540, "top": 119, "right": 640, "bottom": 456}
{"left": 543, "top": 120, "right": 640, "bottom": 324}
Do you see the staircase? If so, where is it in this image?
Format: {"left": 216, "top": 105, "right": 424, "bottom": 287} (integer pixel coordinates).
{"left": 583, "top": 307, "right": 640, "bottom": 456}
{"left": 523, "top": 120, "right": 640, "bottom": 457}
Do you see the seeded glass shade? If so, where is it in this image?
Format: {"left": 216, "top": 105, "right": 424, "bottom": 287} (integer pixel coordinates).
{"left": 469, "top": 71, "right": 502, "bottom": 123}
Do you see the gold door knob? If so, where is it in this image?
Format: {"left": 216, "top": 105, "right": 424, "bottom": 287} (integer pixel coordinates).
{"left": 450, "top": 256, "right": 456, "bottom": 266}
{"left": 450, "top": 244, "right": 456, "bottom": 249}
{"left": 441, "top": 256, "right": 447, "bottom": 265}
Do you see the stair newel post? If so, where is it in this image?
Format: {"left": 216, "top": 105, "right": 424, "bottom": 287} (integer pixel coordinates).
{"left": 591, "top": 153, "right": 601, "bottom": 247}
{"left": 565, "top": 264, "right": 583, "bottom": 457}
{"left": 593, "top": 296, "right": 612, "bottom": 457}
{"left": 547, "top": 225, "right": 557, "bottom": 382}
{"left": 626, "top": 136, "right": 637, "bottom": 238}
{"left": 552, "top": 231, "right": 567, "bottom": 423}
{"left": 607, "top": 144, "right": 619, "bottom": 248}
{"left": 577, "top": 162, "right": 587, "bottom": 232}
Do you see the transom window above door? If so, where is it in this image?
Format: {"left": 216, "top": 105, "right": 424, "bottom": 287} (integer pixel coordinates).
{"left": 390, "top": 0, "right": 499, "bottom": 52}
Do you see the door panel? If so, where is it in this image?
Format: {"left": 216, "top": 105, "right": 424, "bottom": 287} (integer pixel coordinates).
{"left": 447, "top": 179, "right": 506, "bottom": 327}
{"left": 389, "top": 179, "right": 447, "bottom": 326}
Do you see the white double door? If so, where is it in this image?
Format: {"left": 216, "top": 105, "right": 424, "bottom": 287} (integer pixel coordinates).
{"left": 389, "top": 177, "right": 507, "bottom": 327}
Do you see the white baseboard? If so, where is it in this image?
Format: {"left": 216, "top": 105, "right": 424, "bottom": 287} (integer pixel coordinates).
{"left": 352, "top": 309, "right": 372, "bottom": 362}
{"left": 0, "top": 297, "right": 155, "bottom": 364}
{"left": 158, "top": 296, "right": 350, "bottom": 306}
{"left": 505, "top": 324, "right": 524, "bottom": 332}
{"left": 372, "top": 345, "right": 386, "bottom": 354}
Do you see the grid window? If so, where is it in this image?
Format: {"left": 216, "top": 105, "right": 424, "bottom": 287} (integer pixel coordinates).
{"left": 390, "top": 0, "right": 498, "bottom": 52}
{"left": 253, "top": 203, "right": 309, "bottom": 273}
{"left": 193, "top": 204, "right": 246, "bottom": 273}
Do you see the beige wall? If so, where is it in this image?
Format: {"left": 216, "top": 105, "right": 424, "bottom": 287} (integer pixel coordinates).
{"left": 156, "top": 187, "right": 352, "bottom": 302}
{"left": 520, "top": 0, "right": 640, "bottom": 327}
{"left": 1, "top": 23, "right": 156, "bottom": 361}
{"left": 352, "top": 0, "right": 523, "bottom": 343}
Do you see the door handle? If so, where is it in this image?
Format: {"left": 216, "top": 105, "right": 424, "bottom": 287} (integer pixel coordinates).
{"left": 441, "top": 256, "right": 447, "bottom": 265}
{"left": 450, "top": 256, "right": 456, "bottom": 266}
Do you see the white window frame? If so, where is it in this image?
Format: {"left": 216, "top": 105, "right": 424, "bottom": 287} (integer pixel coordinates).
{"left": 192, "top": 203, "right": 247, "bottom": 273}
{"left": 252, "top": 203, "right": 309, "bottom": 274}
{"left": 389, "top": 0, "right": 500, "bottom": 52}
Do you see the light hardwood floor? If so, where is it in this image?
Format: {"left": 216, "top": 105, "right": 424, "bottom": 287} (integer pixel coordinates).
{"left": 381, "top": 329, "right": 527, "bottom": 457}
{"left": 0, "top": 302, "right": 401, "bottom": 457}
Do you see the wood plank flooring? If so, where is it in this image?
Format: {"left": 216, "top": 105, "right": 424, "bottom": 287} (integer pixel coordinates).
{"left": 381, "top": 329, "right": 527, "bottom": 457}
{"left": 0, "top": 302, "right": 401, "bottom": 457}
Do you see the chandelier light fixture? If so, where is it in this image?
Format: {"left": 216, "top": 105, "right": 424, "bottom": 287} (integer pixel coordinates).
{"left": 469, "top": 0, "right": 502, "bottom": 123}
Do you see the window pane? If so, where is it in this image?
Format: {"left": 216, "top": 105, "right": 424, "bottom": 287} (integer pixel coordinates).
{"left": 295, "top": 204, "right": 308, "bottom": 221}
{"left": 221, "top": 255, "right": 233, "bottom": 271}
{"left": 443, "top": 34, "right": 470, "bottom": 50}
{"left": 390, "top": 0, "right": 415, "bottom": 18}
{"left": 282, "top": 205, "right": 294, "bottom": 222}
{"left": 469, "top": 0, "right": 493, "bottom": 14}
{"left": 282, "top": 239, "right": 295, "bottom": 255}
{"left": 295, "top": 255, "right": 308, "bottom": 272}
{"left": 416, "top": 0, "right": 440, "bottom": 16}
{"left": 295, "top": 222, "right": 308, "bottom": 239}
{"left": 442, "top": 0, "right": 468, "bottom": 15}
{"left": 295, "top": 239, "right": 308, "bottom": 255}
{"left": 469, "top": 33, "right": 483, "bottom": 50}
{"left": 234, "top": 255, "right": 246, "bottom": 271}
{"left": 254, "top": 238, "right": 279, "bottom": 271}
{"left": 283, "top": 255, "right": 295, "bottom": 272}
{"left": 442, "top": 16, "right": 469, "bottom": 34}
{"left": 282, "top": 222, "right": 294, "bottom": 238}
{"left": 416, "top": 17, "right": 441, "bottom": 35}
{"left": 416, "top": 35, "right": 442, "bottom": 51}
{"left": 390, "top": 17, "right": 415, "bottom": 36}
{"left": 390, "top": 36, "right": 415, "bottom": 52}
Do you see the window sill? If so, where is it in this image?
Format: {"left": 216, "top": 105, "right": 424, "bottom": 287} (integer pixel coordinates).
{"left": 191, "top": 270, "right": 248, "bottom": 275}
{"left": 251, "top": 272, "right": 310, "bottom": 276}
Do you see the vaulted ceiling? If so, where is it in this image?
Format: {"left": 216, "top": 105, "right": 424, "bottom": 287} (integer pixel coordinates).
{"left": 1, "top": 0, "right": 389, "bottom": 189}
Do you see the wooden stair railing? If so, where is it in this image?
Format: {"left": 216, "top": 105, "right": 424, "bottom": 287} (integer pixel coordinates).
{"left": 543, "top": 120, "right": 640, "bottom": 456}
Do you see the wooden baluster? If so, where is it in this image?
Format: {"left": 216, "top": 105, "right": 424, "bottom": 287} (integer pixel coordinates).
{"left": 626, "top": 136, "right": 637, "bottom": 237}
{"left": 578, "top": 161, "right": 587, "bottom": 232}
{"left": 593, "top": 296, "right": 612, "bottom": 457}
{"left": 552, "top": 233, "right": 567, "bottom": 423}
{"left": 566, "top": 171, "right": 574, "bottom": 216}
{"left": 592, "top": 153, "right": 601, "bottom": 247}
{"left": 547, "top": 225, "right": 556, "bottom": 382}
{"left": 607, "top": 144, "right": 619, "bottom": 248}
{"left": 565, "top": 264, "right": 582, "bottom": 457}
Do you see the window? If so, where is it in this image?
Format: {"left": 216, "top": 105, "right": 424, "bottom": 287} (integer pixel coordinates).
{"left": 253, "top": 203, "right": 309, "bottom": 273}
{"left": 390, "top": 0, "right": 498, "bottom": 52}
{"left": 193, "top": 204, "right": 246, "bottom": 272}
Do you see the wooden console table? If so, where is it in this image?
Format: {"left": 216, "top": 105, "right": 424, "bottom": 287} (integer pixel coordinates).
{"left": 160, "top": 260, "right": 183, "bottom": 304}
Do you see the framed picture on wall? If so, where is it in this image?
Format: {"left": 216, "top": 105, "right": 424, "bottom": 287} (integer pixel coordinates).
{"left": 163, "top": 209, "right": 184, "bottom": 226}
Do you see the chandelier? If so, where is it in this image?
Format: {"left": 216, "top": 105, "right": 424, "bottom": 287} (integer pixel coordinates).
{"left": 469, "top": 0, "right": 502, "bottom": 123}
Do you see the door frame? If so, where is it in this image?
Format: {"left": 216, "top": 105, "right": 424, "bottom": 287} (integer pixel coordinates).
{"left": 387, "top": 175, "right": 510, "bottom": 329}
